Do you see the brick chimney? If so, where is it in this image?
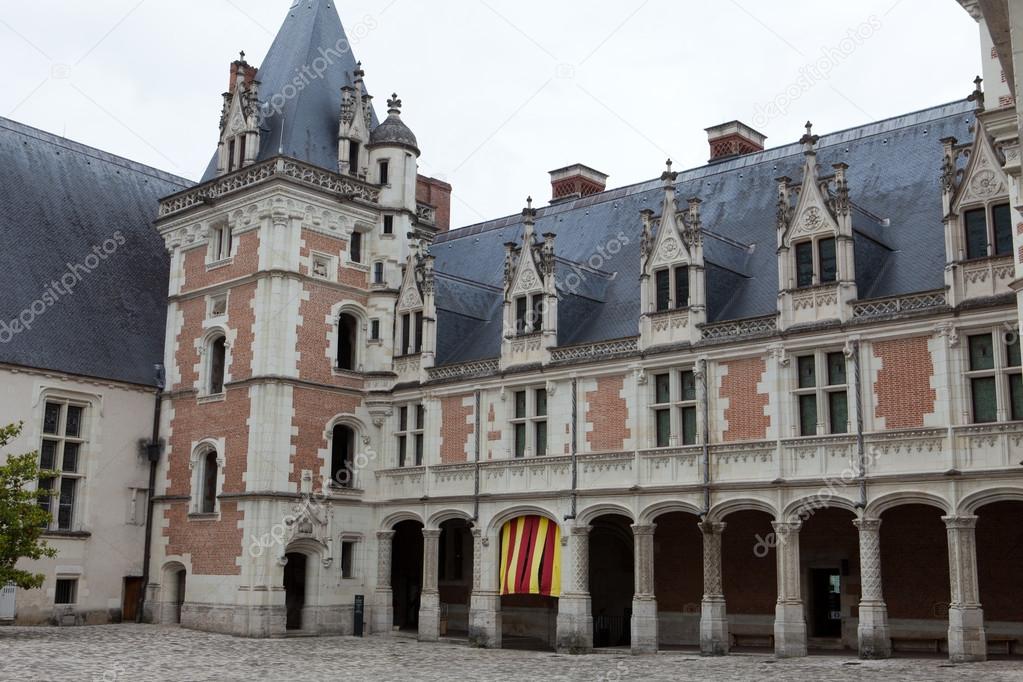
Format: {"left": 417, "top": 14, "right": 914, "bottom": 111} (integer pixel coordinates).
{"left": 549, "top": 164, "right": 609, "bottom": 204}
{"left": 416, "top": 174, "right": 452, "bottom": 232}
{"left": 229, "top": 52, "right": 259, "bottom": 94}
{"left": 705, "top": 121, "right": 767, "bottom": 162}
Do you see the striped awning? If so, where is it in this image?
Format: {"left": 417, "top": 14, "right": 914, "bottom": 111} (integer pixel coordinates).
{"left": 499, "top": 515, "right": 561, "bottom": 597}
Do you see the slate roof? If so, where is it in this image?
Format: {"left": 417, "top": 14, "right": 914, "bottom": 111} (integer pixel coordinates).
{"left": 0, "top": 118, "right": 191, "bottom": 386}
{"left": 200, "top": 0, "right": 378, "bottom": 182}
{"left": 432, "top": 100, "right": 975, "bottom": 366}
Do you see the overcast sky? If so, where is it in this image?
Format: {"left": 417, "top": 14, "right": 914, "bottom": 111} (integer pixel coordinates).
{"left": 1, "top": 0, "right": 981, "bottom": 228}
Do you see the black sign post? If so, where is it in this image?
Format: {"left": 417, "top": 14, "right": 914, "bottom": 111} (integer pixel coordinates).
{"left": 354, "top": 594, "right": 365, "bottom": 637}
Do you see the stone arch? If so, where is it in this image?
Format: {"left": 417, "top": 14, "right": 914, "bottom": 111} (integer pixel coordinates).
{"left": 331, "top": 301, "right": 369, "bottom": 372}
{"left": 381, "top": 510, "right": 425, "bottom": 530}
{"left": 486, "top": 504, "right": 561, "bottom": 535}
{"left": 638, "top": 499, "right": 703, "bottom": 525}
{"left": 427, "top": 508, "right": 474, "bottom": 530}
{"left": 863, "top": 490, "right": 951, "bottom": 518}
{"left": 706, "top": 496, "right": 778, "bottom": 522}
{"left": 282, "top": 539, "right": 324, "bottom": 632}
{"left": 958, "top": 486, "right": 1023, "bottom": 515}
{"left": 577, "top": 502, "right": 635, "bottom": 527}
{"left": 159, "top": 560, "right": 188, "bottom": 625}
{"left": 782, "top": 493, "right": 860, "bottom": 522}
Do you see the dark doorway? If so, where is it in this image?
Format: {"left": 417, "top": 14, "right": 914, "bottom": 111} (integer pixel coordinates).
{"left": 438, "top": 518, "right": 472, "bottom": 636}
{"left": 392, "top": 520, "right": 424, "bottom": 631}
{"left": 284, "top": 552, "right": 307, "bottom": 630}
{"left": 173, "top": 569, "right": 186, "bottom": 624}
{"left": 589, "top": 515, "right": 634, "bottom": 648}
{"left": 811, "top": 568, "right": 842, "bottom": 638}
{"left": 122, "top": 577, "right": 144, "bottom": 622}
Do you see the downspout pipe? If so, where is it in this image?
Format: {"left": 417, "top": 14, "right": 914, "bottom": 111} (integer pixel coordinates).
{"left": 565, "top": 378, "right": 578, "bottom": 521}
{"left": 136, "top": 364, "right": 165, "bottom": 623}
{"left": 700, "top": 359, "right": 711, "bottom": 517}
{"left": 473, "top": 390, "right": 481, "bottom": 523}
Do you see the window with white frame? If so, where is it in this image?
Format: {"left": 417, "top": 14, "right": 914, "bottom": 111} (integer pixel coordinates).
{"left": 37, "top": 399, "right": 87, "bottom": 531}
{"left": 349, "top": 230, "right": 364, "bottom": 264}
{"left": 793, "top": 237, "right": 837, "bottom": 288}
{"left": 396, "top": 403, "right": 424, "bottom": 467}
{"left": 207, "top": 293, "right": 228, "bottom": 319}
{"left": 653, "top": 266, "right": 690, "bottom": 312}
{"left": 193, "top": 447, "right": 220, "bottom": 515}
{"left": 207, "top": 334, "right": 227, "bottom": 395}
{"left": 966, "top": 329, "right": 1022, "bottom": 423}
{"left": 373, "top": 261, "right": 385, "bottom": 285}
{"left": 511, "top": 388, "right": 547, "bottom": 458}
{"left": 651, "top": 369, "right": 698, "bottom": 447}
{"left": 311, "top": 252, "right": 335, "bottom": 281}
{"left": 370, "top": 319, "right": 381, "bottom": 342}
{"left": 209, "top": 223, "right": 233, "bottom": 263}
{"left": 513, "top": 294, "right": 544, "bottom": 336}
{"left": 963, "top": 202, "right": 1012, "bottom": 260}
{"left": 794, "top": 351, "right": 848, "bottom": 436}
{"left": 397, "top": 311, "right": 423, "bottom": 356}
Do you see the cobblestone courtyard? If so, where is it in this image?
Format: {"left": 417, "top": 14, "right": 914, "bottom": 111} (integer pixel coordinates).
{"left": 1, "top": 625, "right": 1022, "bottom": 681}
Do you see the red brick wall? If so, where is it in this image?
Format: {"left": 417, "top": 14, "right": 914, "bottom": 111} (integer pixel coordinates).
{"left": 586, "top": 375, "right": 630, "bottom": 452}
{"left": 440, "top": 394, "right": 473, "bottom": 464}
{"left": 290, "top": 386, "right": 361, "bottom": 487}
{"left": 873, "top": 336, "right": 935, "bottom": 430}
{"left": 880, "top": 505, "right": 948, "bottom": 620}
{"left": 296, "top": 279, "right": 368, "bottom": 388}
{"left": 416, "top": 174, "right": 452, "bottom": 232}
{"left": 181, "top": 231, "right": 259, "bottom": 294}
{"left": 719, "top": 358, "right": 770, "bottom": 442}
{"left": 653, "top": 513, "right": 703, "bottom": 611}
{"left": 299, "top": 229, "right": 346, "bottom": 278}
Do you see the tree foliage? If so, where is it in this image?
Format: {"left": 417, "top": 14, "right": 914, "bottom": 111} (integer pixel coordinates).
{"left": 0, "top": 422, "right": 57, "bottom": 589}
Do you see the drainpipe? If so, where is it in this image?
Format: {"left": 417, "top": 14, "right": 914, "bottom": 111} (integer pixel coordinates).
{"left": 852, "top": 341, "right": 867, "bottom": 509}
{"left": 565, "top": 378, "right": 578, "bottom": 521}
{"left": 473, "top": 389, "right": 481, "bottom": 523}
{"left": 700, "top": 358, "right": 711, "bottom": 516}
{"left": 136, "top": 364, "right": 165, "bottom": 623}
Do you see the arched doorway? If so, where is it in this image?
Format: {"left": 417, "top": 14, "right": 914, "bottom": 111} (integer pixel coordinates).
{"left": 438, "top": 518, "right": 472, "bottom": 637}
{"left": 283, "top": 552, "right": 308, "bottom": 631}
{"left": 392, "top": 520, "right": 424, "bottom": 631}
{"left": 652, "top": 511, "right": 702, "bottom": 650}
{"left": 721, "top": 510, "right": 777, "bottom": 650}
{"left": 589, "top": 514, "right": 633, "bottom": 648}
{"left": 975, "top": 500, "right": 1023, "bottom": 656}
{"left": 797, "top": 506, "right": 859, "bottom": 651}
{"left": 160, "top": 563, "right": 186, "bottom": 625}
{"left": 880, "top": 504, "right": 949, "bottom": 654}
{"left": 498, "top": 514, "right": 561, "bottom": 651}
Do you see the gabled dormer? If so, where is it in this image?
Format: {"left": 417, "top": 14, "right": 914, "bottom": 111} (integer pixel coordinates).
{"left": 639, "top": 160, "right": 706, "bottom": 348}
{"left": 338, "top": 62, "right": 373, "bottom": 178}
{"left": 942, "top": 86, "right": 1016, "bottom": 305}
{"left": 393, "top": 239, "right": 436, "bottom": 382}
{"left": 501, "top": 199, "right": 557, "bottom": 369}
{"left": 216, "top": 53, "right": 261, "bottom": 176}
{"left": 777, "top": 123, "right": 857, "bottom": 329}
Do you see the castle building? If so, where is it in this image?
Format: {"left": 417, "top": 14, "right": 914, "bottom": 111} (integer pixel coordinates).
{"left": 2, "top": 0, "right": 1023, "bottom": 664}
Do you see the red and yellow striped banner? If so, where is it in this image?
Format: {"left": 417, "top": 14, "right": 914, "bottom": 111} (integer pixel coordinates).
{"left": 499, "top": 515, "right": 561, "bottom": 597}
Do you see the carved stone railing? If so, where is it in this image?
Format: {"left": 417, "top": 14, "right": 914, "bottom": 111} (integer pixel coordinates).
{"left": 158, "top": 157, "right": 381, "bottom": 218}
{"left": 427, "top": 358, "right": 500, "bottom": 383}
{"left": 639, "top": 446, "right": 702, "bottom": 485}
{"left": 779, "top": 434, "right": 857, "bottom": 479}
{"left": 851, "top": 290, "right": 947, "bottom": 320}
{"left": 374, "top": 466, "right": 426, "bottom": 499}
{"left": 393, "top": 354, "right": 422, "bottom": 376}
{"left": 508, "top": 332, "right": 544, "bottom": 354}
{"left": 549, "top": 337, "right": 639, "bottom": 364}
{"left": 952, "top": 422, "right": 1023, "bottom": 471}
{"left": 864, "top": 428, "right": 948, "bottom": 475}
{"left": 416, "top": 202, "right": 437, "bottom": 226}
{"left": 478, "top": 455, "right": 572, "bottom": 495}
{"left": 700, "top": 314, "right": 778, "bottom": 341}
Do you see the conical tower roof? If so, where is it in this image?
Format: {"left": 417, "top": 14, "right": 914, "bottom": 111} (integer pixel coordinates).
{"left": 201, "top": 0, "right": 377, "bottom": 180}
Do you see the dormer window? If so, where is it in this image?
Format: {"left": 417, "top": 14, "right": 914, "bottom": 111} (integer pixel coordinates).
{"left": 964, "top": 203, "right": 1012, "bottom": 259}
{"left": 514, "top": 294, "right": 543, "bottom": 335}
{"left": 398, "top": 312, "right": 423, "bottom": 356}
{"left": 794, "top": 237, "right": 836, "bottom": 288}
{"left": 347, "top": 142, "right": 361, "bottom": 176}
{"left": 654, "top": 266, "right": 690, "bottom": 311}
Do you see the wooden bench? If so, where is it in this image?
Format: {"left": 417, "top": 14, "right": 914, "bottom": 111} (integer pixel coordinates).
{"left": 731, "top": 633, "right": 775, "bottom": 649}
{"left": 987, "top": 638, "right": 1017, "bottom": 656}
{"left": 891, "top": 636, "right": 944, "bottom": 653}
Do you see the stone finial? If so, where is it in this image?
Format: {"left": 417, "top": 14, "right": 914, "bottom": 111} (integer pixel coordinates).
{"left": 522, "top": 196, "right": 537, "bottom": 222}
{"left": 354, "top": 61, "right": 365, "bottom": 81}
{"left": 238, "top": 50, "right": 246, "bottom": 63}
{"left": 967, "top": 75, "right": 985, "bottom": 112}
{"left": 800, "top": 121, "right": 819, "bottom": 154}
{"left": 661, "top": 158, "right": 678, "bottom": 185}
{"left": 388, "top": 93, "right": 402, "bottom": 115}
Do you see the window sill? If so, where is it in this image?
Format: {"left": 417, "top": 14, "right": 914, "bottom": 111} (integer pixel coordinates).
{"left": 646, "top": 306, "right": 691, "bottom": 318}
{"left": 188, "top": 512, "right": 220, "bottom": 521}
{"left": 505, "top": 331, "right": 544, "bottom": 341}
{"left": 205, "top": 257, "right": 234, "bottom": 272}
{"left": 332, "top": 367, "right": 364, "bottom": 378}
{"left": 42, "top": 530, "right": 91, "bottom": 539}
{"left": 348, "top": 261, "right": 371, "bottom": 272}
{"left": 198, "top": 393, "right": 226, "bottom": 404}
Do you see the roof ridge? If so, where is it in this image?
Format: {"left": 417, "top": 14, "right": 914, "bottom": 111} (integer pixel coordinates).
{"left": 435, "top": 99, "right": 971, "bottom": 244}
{"left": 0, "top": 116, "right": 194, "bottom": 187}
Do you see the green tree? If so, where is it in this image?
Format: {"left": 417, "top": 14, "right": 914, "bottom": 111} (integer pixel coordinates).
{"left": 0, "top": 422, "right": 57, "bottom": 589}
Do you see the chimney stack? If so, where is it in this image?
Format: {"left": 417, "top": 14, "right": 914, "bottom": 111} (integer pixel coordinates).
{"left": 549, "top": 164, "right": 608, "bottom": 204}
{"left": 705, "top": 121, "right": 767, "bottom": 162}
{"left": 229, "top": 52, "right": 259, "bottom": 95}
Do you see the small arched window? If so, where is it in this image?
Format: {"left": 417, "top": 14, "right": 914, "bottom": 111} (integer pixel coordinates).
{"left": 337, "top": 314, "right": 358, "bottom": 371}
{"left": 209, "top": 336, "right": 227, "bottom": 394}
{"left": 331, "top": 425, "right": 355, "bottom": 488}
{"left": 373, "top": 262, "right": 385, "bottom": 285}
{"left": 201, "top": 450, "right": 218, "bottom": 514}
